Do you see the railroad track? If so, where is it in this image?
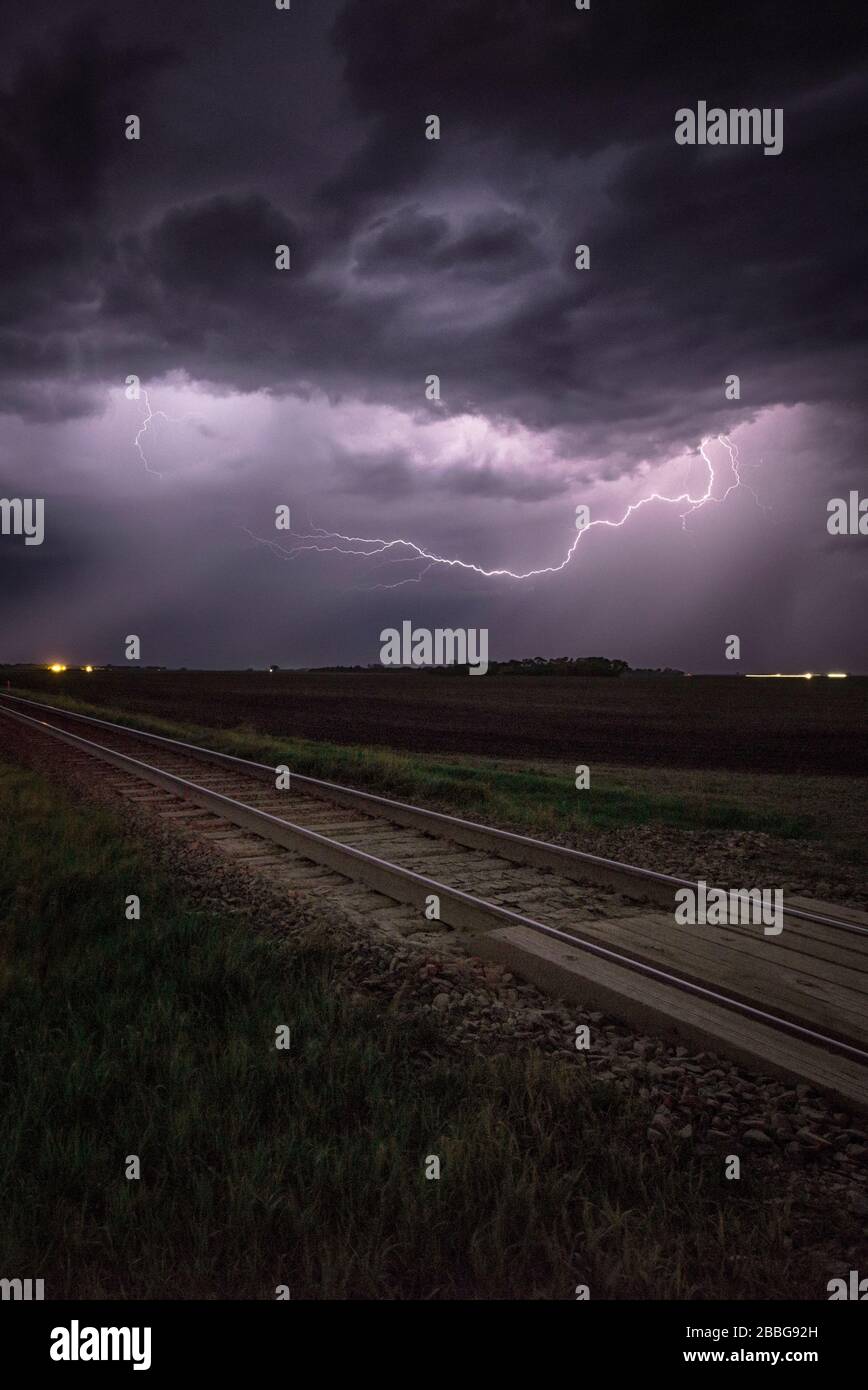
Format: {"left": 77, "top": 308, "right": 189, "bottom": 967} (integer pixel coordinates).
{"left": 2, "top": 690, "right": 867, "bottom": 1112}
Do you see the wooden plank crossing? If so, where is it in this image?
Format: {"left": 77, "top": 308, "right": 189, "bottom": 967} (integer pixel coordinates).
{"left": 472, "top": 923, "right": 868, "bottom": 1114}
{"left": 518, "top": 906, "right": 868, "bottom": 1051}
{"left": 471, "top": 892, "right": 868, "bottom": 1112}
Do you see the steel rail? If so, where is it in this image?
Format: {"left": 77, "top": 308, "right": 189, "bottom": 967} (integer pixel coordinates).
{"left": 1, "top": 689, "right": 865, "bottom": 938}
{"left": 2, "top": 699, "right": 868, "bottom": 1068}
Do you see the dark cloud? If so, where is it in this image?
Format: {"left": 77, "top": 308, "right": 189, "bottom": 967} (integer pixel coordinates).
{"left": 435, "top": 464, "right": 569, "bottom": 503}
{"left": 354, "top": 207, "right": 450, "bottom": 271}
{"left": 332, "top": 0, "right": 864, "bottom": 161}
{"left": 2, "top": 3, "right": 866, "bottom": 457}
{"left": 431, "top": 211, "right": 543, "bottom": 278}
{"left": 0, "top": 21, "right": 176, "bottom": 414}
{"left": 322, "top": 0, "right": 868, "bottom": 451}
{"left": 355, "top": 205, "right": 542, "bottom": 279}
{"left": 0, "top": 1, "right": 865, "bottom": 668}
{"left": 331, "top": 449, "right": 417, "bottom": 498}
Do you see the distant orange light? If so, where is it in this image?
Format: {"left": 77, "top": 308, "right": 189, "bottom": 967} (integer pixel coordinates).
{"left": 83, "top": 665, "right": 94, "bottom": 673}
{"left": 48, "top": 663, "right": 66, "bottom": 673}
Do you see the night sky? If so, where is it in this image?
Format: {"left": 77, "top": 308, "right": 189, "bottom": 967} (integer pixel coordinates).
{"left": 1, "top": 1, "right": 866, "bottom": 670}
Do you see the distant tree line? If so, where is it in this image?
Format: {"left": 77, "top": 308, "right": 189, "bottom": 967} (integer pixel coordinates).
{"left": 483, "top": 655, "right": 629, "bottom": 677}
{"left": 309, "top": 656, "right": 686, "bottom": 677}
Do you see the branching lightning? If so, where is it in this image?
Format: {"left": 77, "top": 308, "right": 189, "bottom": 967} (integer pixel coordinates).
{"left": 247, "top": 433, "right": 766, "bottom": 589}
{"left": 132, "top": 388, "right": 198, "bottom": 477}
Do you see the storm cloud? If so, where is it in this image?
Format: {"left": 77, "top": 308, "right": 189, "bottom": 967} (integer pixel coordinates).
{"left": 1, "top": 1, "right": 866, "bottom": 670}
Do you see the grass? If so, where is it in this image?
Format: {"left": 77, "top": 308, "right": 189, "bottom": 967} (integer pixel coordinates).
{"left": 0, "top": 756, "right": 830, "bottom": 1299}
{"left": 5, "top": 682, "right": 866, "bottom": 868}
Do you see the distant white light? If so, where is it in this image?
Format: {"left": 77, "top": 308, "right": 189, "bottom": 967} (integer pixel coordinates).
{"left": 745, "top": 671, "right": 847, "bottom": 679}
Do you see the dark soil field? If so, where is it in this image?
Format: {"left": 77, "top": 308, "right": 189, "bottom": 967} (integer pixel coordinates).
{"left": 5, "top": 668, "right": 866, "bottom": 775}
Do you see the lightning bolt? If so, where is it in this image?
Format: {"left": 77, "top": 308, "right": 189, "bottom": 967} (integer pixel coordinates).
{"left": 132, "top": 388, "right": 198, "bottom": 477}
{"left": 247, "top": 433, "right": 766, "bottom": 589}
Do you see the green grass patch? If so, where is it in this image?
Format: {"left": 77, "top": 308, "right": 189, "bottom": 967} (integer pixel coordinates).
{"left": 0, "top": 757, "right": 830, "bottom": 1299}
{"left": 5, "top": 684, "right": 855, "bottom": 864}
